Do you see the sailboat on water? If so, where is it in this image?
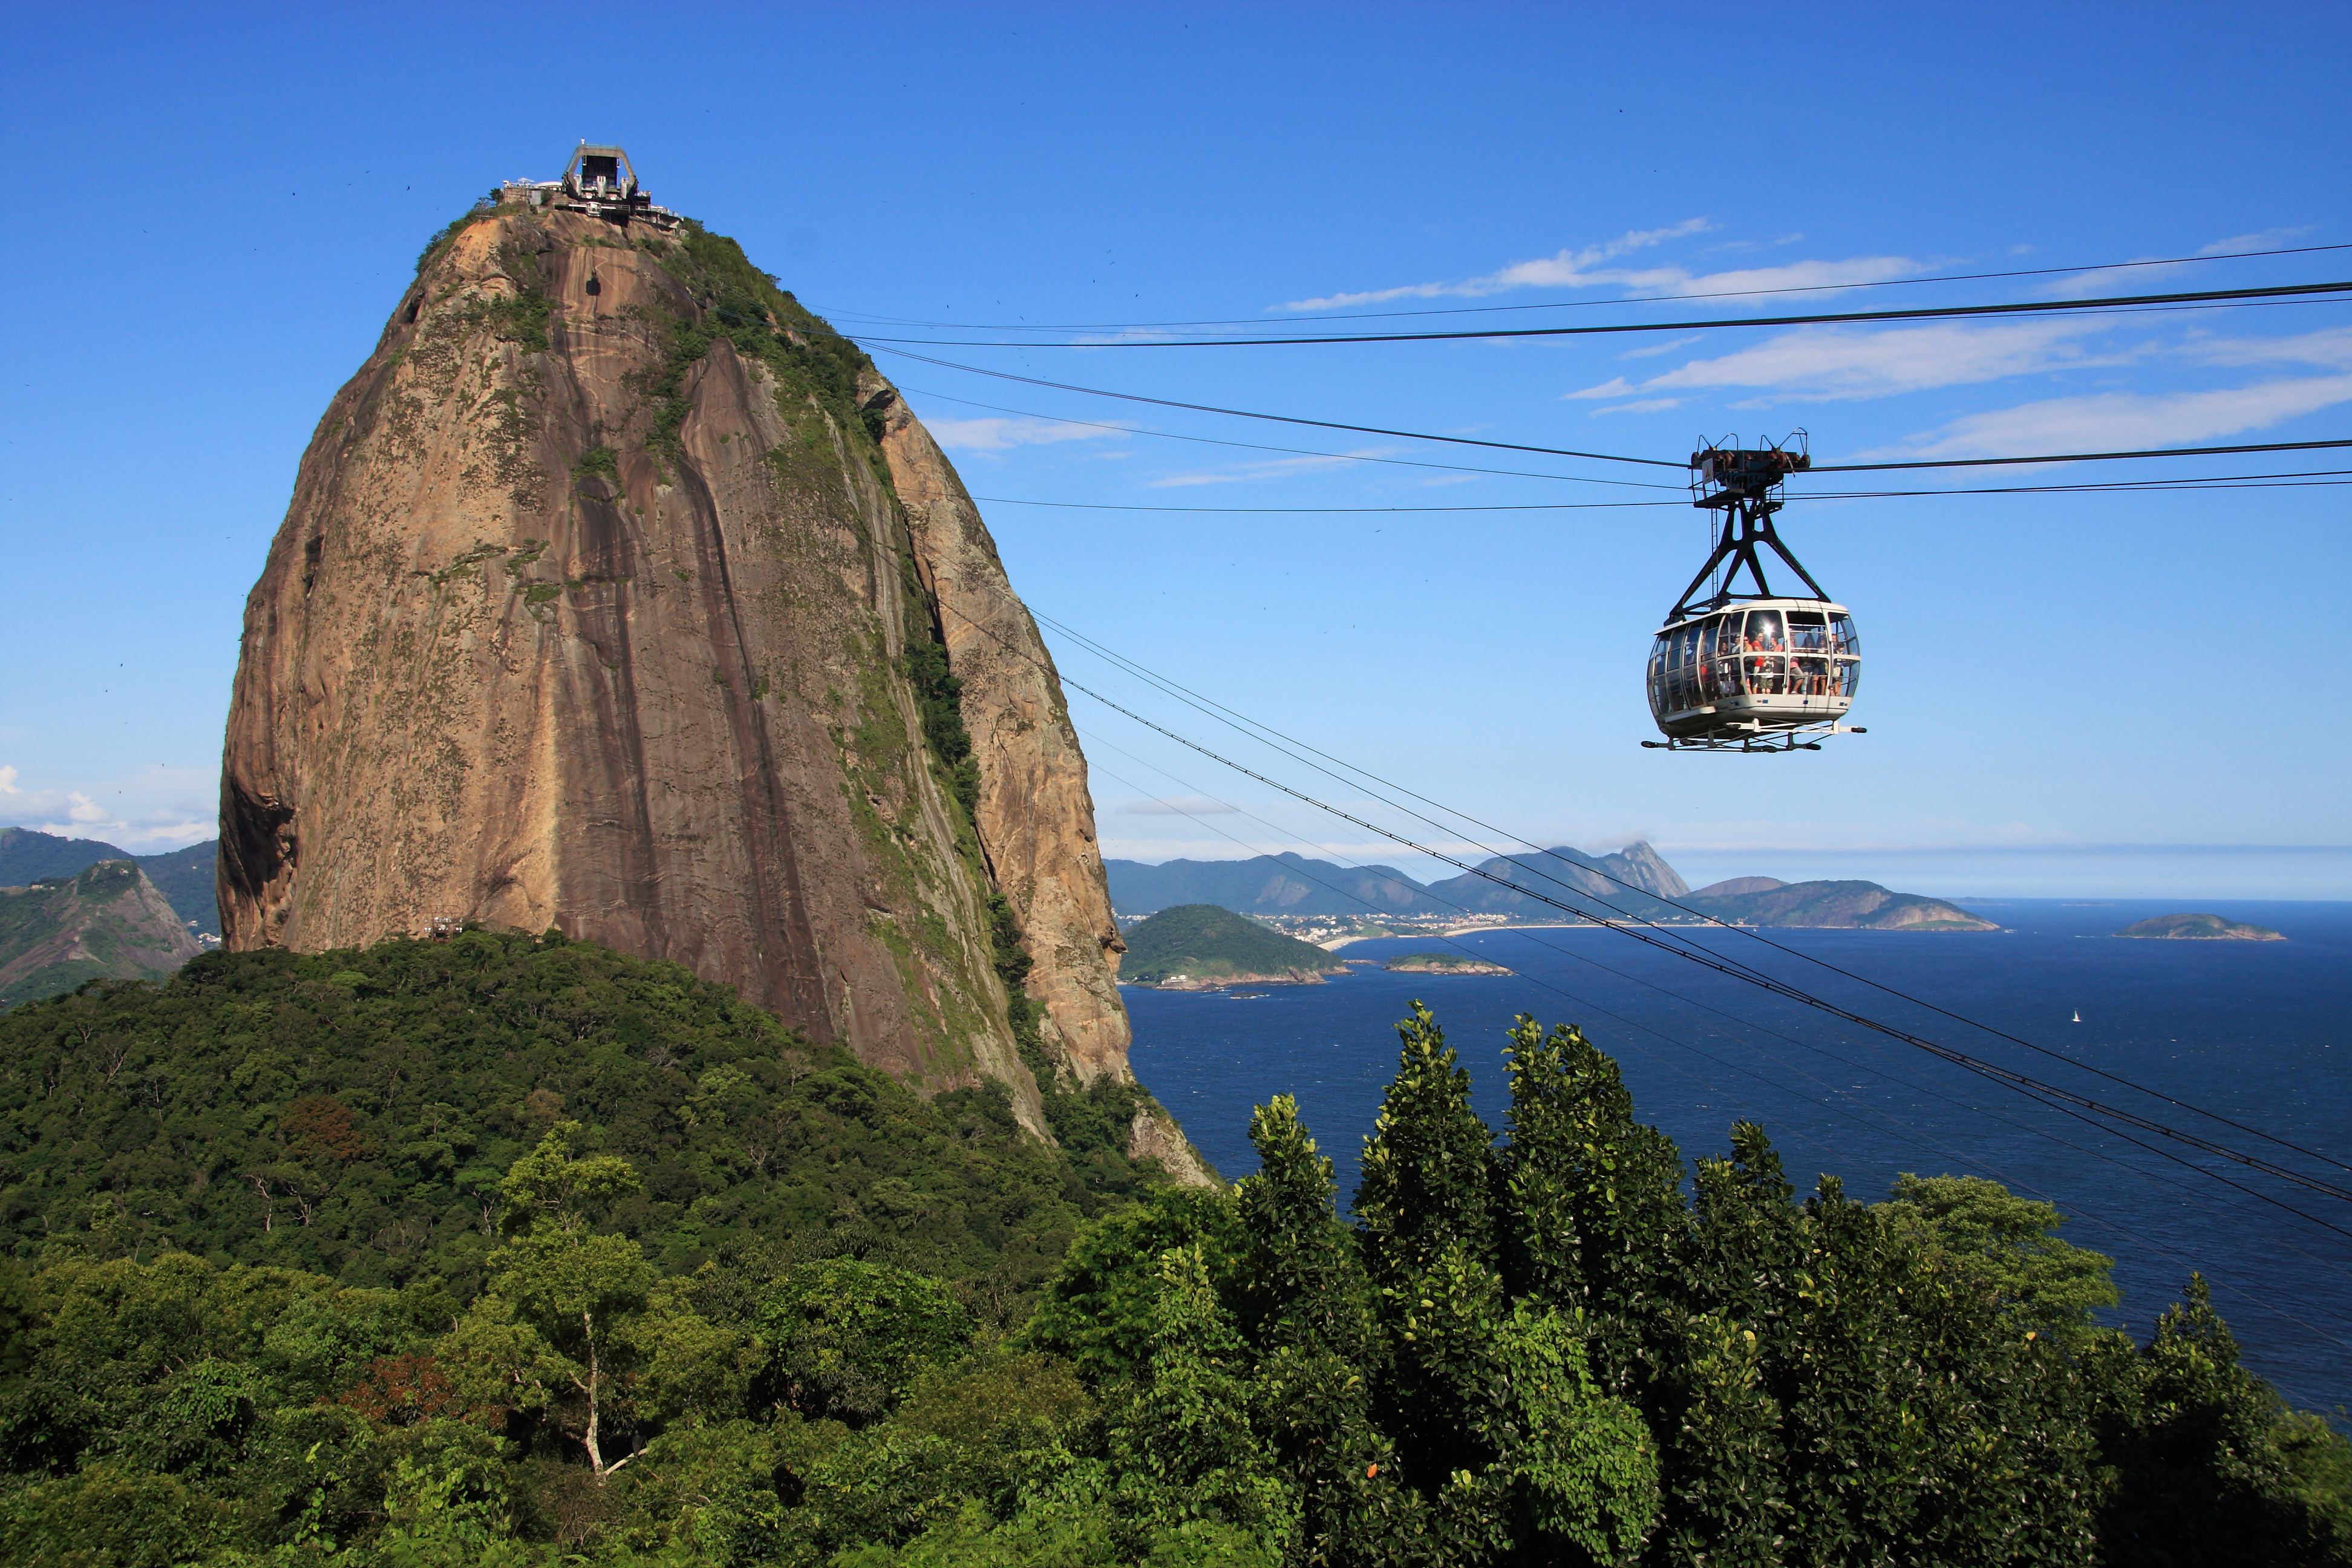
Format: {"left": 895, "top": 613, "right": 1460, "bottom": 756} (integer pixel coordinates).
{"left": 2072, "top": 1010, "right": 2082, "bottom": 1024}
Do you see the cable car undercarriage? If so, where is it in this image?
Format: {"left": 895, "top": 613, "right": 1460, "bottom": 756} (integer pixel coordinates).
{"left": 1642, "top": 434, "right": 1866, "bottom": 753}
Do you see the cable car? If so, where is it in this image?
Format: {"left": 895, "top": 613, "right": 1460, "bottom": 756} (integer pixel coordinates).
{"left": 1642, "top": 435, "right": 1864, "bottom": 753}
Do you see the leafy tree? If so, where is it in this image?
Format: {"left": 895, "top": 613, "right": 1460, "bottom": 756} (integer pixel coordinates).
{"left": 756, "top": 1257, "right": 973, "bottom": 1425}
{"left": 1876, "top": 1172, "right": 2118, "bottom": 1337}
{"left": 1355, "top": 1001, "right": 1498, "bottom": 1291}
{"left": 440, "top": 1125, "right": 749, "bottom": 1477}
{"left": 2092, "top": 1275, "right": 2352, "bottom": 1566}
{"left": 1497, "top": 1014, "right": 1688, "bottom": 1398}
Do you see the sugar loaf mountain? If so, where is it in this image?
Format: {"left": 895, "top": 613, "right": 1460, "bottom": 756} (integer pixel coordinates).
{"left": 197, "top": 161, "right": 1192, "bottom": 1163}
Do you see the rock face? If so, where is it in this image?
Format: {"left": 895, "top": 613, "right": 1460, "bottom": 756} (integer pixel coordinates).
{"left": 216, "top": 199, "right": 1169, "bottom": 1145}
{"left": 1, "top": 862, "right": 200, "bottom": 1008}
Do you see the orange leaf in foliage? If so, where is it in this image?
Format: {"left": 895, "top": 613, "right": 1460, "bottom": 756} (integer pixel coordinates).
{"left": 337, "top": 1353, "right": 471, "bottom": 1426}
{"left": 282, "top": 1096, "right": 370, "bottom": 1165}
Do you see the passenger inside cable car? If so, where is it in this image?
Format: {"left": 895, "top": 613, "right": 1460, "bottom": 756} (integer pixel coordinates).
{"left": 1647, "top": 601, "right": 1860, "bottom": 739}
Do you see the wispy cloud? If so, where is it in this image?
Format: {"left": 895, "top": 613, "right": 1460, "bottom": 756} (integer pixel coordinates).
{"left": 927, "top": 416, "right": 1129, "bottom": 454}
{"left": 1148, "top": 448, "right": 1391, "bottom": 488}
{"left": 1619, "top": 334, "right": 1703, "bottom": 360}
{"left": 2180, "top": 325, "right": 2352, "bottom": 369}
{"left": 2042, "top": 227, "right": 2316, "bottom": 297}
{"left": 1282, "top": 224, "right": 1925, "bottom": 312}
{"left": 1569, "top": 320, "right": 2114, "bottom": 406}
{"left": 1122, "top": 795, "right": 1239, "bottom": 817}
{"left": 1873, "top": 374, "right": 2352, "bottom": 459}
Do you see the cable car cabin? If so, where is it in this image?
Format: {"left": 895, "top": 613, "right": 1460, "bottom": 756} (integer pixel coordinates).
{"left": 1647, "top": 599, "right": 1860, "bottom": 742}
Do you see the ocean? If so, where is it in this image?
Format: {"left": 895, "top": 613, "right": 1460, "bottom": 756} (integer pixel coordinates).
{"left": 1122, "top": 898, "right": 2352, "bottom": 1416}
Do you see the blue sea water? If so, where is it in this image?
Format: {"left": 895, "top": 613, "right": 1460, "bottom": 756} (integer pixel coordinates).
{"left": 1122, "top": 898, "right": 2352, "bottom": 1415}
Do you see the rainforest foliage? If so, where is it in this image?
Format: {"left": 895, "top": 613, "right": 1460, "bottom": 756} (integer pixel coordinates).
{"left": 2, "top": 965, "right": 2346, "bottom": 1566}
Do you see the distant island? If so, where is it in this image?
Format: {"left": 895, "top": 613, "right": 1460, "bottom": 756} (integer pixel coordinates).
{"left": 1383, "top": 952, "right": 1512, "bottom": 975}
{"left": 2115, "top": 912, "right": 2284, "bottom": 942}
{"left": 1683, "top": 878, "right": 1998, "bottom": 932}
{"left": 1119, "top": 904, "right": 1351, "bottom": 988}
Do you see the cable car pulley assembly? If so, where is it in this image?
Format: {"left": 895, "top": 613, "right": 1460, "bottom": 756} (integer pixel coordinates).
{"left": 1642, "top": 433, "right": 1865, "bottom": 753}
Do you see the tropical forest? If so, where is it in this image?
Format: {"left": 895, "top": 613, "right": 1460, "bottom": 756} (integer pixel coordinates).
{"left": 1, "top": 933, "right": 2347, "bottom": 1566}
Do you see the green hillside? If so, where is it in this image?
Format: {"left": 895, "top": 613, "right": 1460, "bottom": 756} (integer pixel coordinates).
{"left": 0, "top": 861, "right": 198, "bottom": 1010}
{"left": 133, "top": 838, "right": 220, "bottom": 935}
{"left": 1119, "top": 904, "right": 1349, "bottom": 984}
{"left": 0, "top": 828, "right": 220, "bottom": 936}
{"left": 0, "top": 928, "right": 1163, "bottom": 1295}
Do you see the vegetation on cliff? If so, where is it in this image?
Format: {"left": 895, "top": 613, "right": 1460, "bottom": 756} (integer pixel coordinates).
{"left": 2, "top": 982, "right": 2345, "bottom": 1565}
{"left": 1119, "top": 905, "right": 1350, "bottom": 985}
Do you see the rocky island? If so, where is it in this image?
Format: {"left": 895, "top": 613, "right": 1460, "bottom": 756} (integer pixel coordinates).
{"left": 1383, "top": 952, "right": 1513, "bottom": 975}
{"left": 1119, "top": 903, "right": 1350, "bottom": 988}
{"left": 1684, "top": 878, "right": 1998, "bottom": 932}
{"left": 2115, "top": 912, "right": 2285, "bottom": 941}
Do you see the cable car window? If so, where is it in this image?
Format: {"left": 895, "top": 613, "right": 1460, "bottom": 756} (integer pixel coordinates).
{"left": 1831, "top": 614, "right": 1858, "bottom": 655}
{"left": 1742, "top": 609, "right": 1784, "bottom": 650}
{"left": 1838, "top": 661, "right": 1860, "bottom": 698}
{"left": 1787, "top": 610, "right": 1828, "bottom": 652}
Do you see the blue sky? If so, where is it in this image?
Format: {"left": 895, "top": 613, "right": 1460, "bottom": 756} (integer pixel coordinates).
{"left": 4, "top": 2, "right": 2347, "bottom": 897}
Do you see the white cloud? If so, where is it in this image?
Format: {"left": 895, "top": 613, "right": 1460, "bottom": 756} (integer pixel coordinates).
{"left": 2181, "top": 326, "right": 2352, "bottom": 370}
{"left": 1281, "top": 224, "right": 1926, "bottom": 312}
{"left": 1570, "top": 319, "right": 2113, "bottom": 405}
{"left": 2043, "top": 227, "right": 2318, "bottom": 297}
{"left": 1122, "top": 795, "right": 1240, "bottom": 816}
{"left": 1, "top": 763, "right": 217, "bottom": 851}
{"left": 1619, "top": 333, "right": 1703, "bottom": 359}
{"left": 1592, "top": 398, "right": 1684, "bottom": 416}
{"left": 2198, "top": 227, "right": 2313, "bottom": 256}
{"left": 926, "top": 416, "right": 1128, "bottom": 454}
{"left": 1148, "top": 448, "right": 1391, "bottom": 488}
{"left": 1876, "top": 374, "right": 2352, "bottom": 459}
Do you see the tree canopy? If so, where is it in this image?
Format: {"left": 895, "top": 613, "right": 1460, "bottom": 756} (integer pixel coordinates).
{"left": 2, "top": 940, "right": 2345, "bottom": 1565}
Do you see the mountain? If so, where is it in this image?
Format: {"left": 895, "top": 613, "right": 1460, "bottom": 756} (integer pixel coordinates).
{"left": 1119, "top": 904, "right": 1351, "bottom": 985}
{"left": 2116, "top": 911, "right": 2284, "bottom": 941}
{"left": 0, "top": 828, "right": 221, "bottom": 938}
{"left": 1685, "top": 880, "right": 1998, "bottom": 932}
{"left": 0, "top": 860, "right": 201, "bottom": 1008}
{"left": 1421, "top": 841, "right": 1691, "bottom": 920}
{"left": 1105, "top": 851, "right": 1442, "bottom": 916}
{"left": 132, "top": 839, "right": 220, "bottom": 935}
{"left": 1104, "top": 841, "right": 1687, "bottom": 919}
{"left": 0, "top": 826, "right": 133, "bottom": 884}
{"left": 213, "top": 187, "right": 1157, "bottom": 1146}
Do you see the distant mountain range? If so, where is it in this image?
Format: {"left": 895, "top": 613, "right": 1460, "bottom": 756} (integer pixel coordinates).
{"left": 0, "top": 829, "right": 218, "bottom": 938}
{"left": 1105, "top": 842, "right": 1691, "bottom": 921}
{"left": 1104, "top": 844, "right": 1990, "bottom": 933}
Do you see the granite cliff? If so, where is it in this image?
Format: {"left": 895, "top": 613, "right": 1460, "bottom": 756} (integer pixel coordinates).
{"left": 217, "top": 192, "right": 1165, "bottom": 1151}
